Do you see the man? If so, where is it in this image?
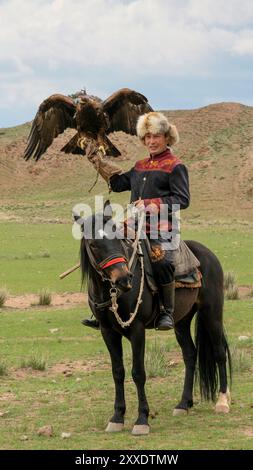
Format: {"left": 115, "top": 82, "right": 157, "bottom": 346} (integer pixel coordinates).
{"left": 82, "top": 112, "right": 190, "bottom": 330}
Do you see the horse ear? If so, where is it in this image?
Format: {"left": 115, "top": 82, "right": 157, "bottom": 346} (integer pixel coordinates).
{"left": 104, "top": 199, "right": 113, "bottom": 219}
{"left": 72, "top": 211, "right": 84, "bottom": 232}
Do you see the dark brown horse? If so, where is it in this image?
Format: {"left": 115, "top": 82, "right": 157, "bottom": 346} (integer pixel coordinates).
{"left": 79, "top": 205, "right": 232, "bottom": 435}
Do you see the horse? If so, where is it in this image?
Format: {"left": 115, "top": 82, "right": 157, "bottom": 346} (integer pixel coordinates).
{"left": 79, "top": 203, "right": 232, "bottom": 435}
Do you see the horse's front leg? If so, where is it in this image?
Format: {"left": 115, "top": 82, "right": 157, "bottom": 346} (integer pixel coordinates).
{"left": 129, "top": 322, "right": 150, "bottom": 435}
{"left": 101, "top": 327, "right": 126, "bottom": 432}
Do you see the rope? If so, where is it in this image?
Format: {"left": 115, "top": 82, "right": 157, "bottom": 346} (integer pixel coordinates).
{"left": 88, "top": 168, "right": 99, "bottom": 193}
{"left": 109, "top": 247, "right": 145, "bottom": 328}
{"left": 128, "top": 209, "right": 145, "bottom": 269}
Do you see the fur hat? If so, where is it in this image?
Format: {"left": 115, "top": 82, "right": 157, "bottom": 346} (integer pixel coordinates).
{"left": 136, "top": 112, "right": 179, "bottom": 145}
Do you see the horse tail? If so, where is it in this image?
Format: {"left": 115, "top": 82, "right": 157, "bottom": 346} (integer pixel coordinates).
{"left": 195, "top": 313, "right": 232, "bottom": 401}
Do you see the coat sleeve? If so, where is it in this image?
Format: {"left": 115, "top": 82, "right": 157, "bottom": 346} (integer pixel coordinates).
{"left": 110, "top": 168, "right": 133, "bottom": 192}
{"left": 161, "top": 164, "right": 190, "bottom": 212}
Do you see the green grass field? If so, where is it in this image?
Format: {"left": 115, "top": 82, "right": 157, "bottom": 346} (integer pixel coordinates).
{"left": 0, "top": 301, "right": 252, "bottom": 450}
{"left": 0, "top": 222, "right": 252, "bottom": 294}
{"left": 0, "top": 221, "right": 252, "bottom": 450}
{"left": 0, "top": 222, "right": 81, "bottom": 294}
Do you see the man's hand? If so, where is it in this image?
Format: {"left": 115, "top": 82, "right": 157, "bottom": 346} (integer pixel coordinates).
{"left": 84, "top": 141, "right": 122, "bottom": 183}
{"left": 133, "top": 199, "right": 159, "bottom": 214}
{"left": 133, "top": 198, "right": 145, "bottom": 210}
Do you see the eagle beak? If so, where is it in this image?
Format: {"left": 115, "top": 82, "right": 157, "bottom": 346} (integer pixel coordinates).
{"left": 77, "top": 137, "right": 87, "bottom": 150}
{"left": 98, "top": 145, "right": 106, "bottom": 156}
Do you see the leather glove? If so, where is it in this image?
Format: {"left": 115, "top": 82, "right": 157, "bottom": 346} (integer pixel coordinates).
{"left": 85, "top": 141, "right": 122, "bottom": 183}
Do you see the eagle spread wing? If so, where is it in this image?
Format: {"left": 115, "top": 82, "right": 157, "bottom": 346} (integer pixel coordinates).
{"left": 24, "top": 94, "right": 76, "bottom": 161}
{"left": 23, "top": 88, "right": 153, "bottom": 161}
{"left": 103, "top": 88, "right": 153, "bottom": 135}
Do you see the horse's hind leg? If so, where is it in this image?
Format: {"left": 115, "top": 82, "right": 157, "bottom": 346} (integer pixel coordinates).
{"left": 100, "top": 327, "right": 126, "bottom": 431}
{"left": 129, "top": 322, "right": 150, "bottom": 435}
{"left": 208, "top": 321, "right": 231, "bottom": 414}
{"left": 198, "top": 304, "right": 231, "bottom": 414}
{"left": 173, "top": 312, "right": 197, "bottom": 415}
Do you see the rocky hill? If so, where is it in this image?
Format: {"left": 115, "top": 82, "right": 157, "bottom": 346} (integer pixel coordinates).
{"left": 0, "top": 102, "right": 253, "bottom": 225}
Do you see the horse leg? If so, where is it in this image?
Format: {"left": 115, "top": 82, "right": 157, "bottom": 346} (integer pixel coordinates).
{"left": 100, "top": 327, "right": 126, "bottom": 431}
{"left": 173, "top": 312, "right": 197, "bottom": 415}
{"left": 198, "top": 305, "right": 231, "bottom": 414}
{"left": 212, "top": 333, "right": 231, "bottom": 414}
{"left": 129, "top": 323, "right": 150, "bottom": 435}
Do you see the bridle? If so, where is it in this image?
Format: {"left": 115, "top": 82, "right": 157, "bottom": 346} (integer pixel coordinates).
{"left": 83, "top": 210, "right": 146, "bottom": 328}
{"left": 84, "top": 236, "right": 145, "bottom": 329}
{"left": 84, "top": 237, "right": 129, "bottom": 283}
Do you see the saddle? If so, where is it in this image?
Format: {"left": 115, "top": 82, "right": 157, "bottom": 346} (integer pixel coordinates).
{"left": 139, "top": 239, "right": 202, "bottom": 293}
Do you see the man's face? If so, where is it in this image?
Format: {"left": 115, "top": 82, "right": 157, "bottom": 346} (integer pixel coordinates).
{"left": 144, "top": 133, "right": 167, "bottom": 156}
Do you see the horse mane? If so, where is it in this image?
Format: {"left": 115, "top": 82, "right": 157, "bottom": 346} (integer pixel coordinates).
{"left": 80, "top": 235, "right": 90, "bottom": 287}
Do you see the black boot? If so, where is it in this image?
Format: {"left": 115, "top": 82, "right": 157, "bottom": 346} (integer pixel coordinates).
{"left": 81, "top": 318, "right": 100, "bottom": 330}
{"left": 156, "top": 281, "right": 175, "bottom": 330}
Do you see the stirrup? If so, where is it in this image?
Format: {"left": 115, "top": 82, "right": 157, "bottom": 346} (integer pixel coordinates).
{"left": 81, "top": 318, "right": 100, "bottom": 330}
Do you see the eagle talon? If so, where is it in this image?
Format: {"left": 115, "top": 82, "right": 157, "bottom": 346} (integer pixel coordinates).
{"left": 77, "top": 137, "right": 87, "bottom": 150}
{"left": 98, "top": 145, "right": 106, "bottom": 156}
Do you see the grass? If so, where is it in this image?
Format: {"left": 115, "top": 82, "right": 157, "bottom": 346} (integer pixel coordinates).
{"left": 225, "top": 286, "right": 239, "bottom": 300}
{"left": 224, "top": 271, "right": 237, "bottom": 290}
{"left": 0, "top": 223, "right": 252, "bottom": 295}
{"left": 224, "top": 271, "right": 240, "bottom": 300}
{"left": 38, "top": 289, "right": 52, "bottom": 306}
{"left": 0, "top": 287, "right": 8, "bottom": 307}
{"left": 181, "top": 226, "right": 253, "bottom": 285}
{"left": 145, "top": 341, "right": 170, "bottom": 378}
{"left": 230, "top": 346, "right": 252, "bottom": 373}
{"left": 248, "top": 287, "right": 253, "bottom": 298}
{"left": 0, "top": 301, "right": 252, "bottom": 450}
{"left": 0, "top": 223, "right": 81, "bottom": 294}
{"left": 20, "top": 352, "right": 47, "bottom": 371}
{"left": 0, "top": 360, "right": 8, "bottom": 376}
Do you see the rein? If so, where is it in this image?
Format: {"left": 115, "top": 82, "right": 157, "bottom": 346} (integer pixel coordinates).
{"left": 109, "top": 244, "right": 145, "bottom": 329}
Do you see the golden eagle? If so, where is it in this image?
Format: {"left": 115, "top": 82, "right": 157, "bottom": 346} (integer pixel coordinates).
{"left": 23, "top": 88, "right": 153, "bottom": 161}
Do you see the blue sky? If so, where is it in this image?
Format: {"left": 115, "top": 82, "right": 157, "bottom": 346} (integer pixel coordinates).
{"left": 1, "top": 0, "right": 253, "bottom": 128}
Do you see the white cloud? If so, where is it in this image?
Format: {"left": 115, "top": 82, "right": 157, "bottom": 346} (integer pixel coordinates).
{"left": 0, "top": 0, "right": 253, "bottom": 125}
{"left": 232, "top": 29, "right": 253, "bottom": 55}
{"left": 1, "top": 0, "right": 250, "bottom": 75}
{"left": 188, "top": 0, "right": 253, "bottom": 27}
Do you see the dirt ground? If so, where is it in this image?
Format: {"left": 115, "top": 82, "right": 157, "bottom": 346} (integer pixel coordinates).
{"left": 3, "top": 286, "right": 252, "bottom": 310}
{"left": 4, "top": 292, "right": 88, "bottom": 309}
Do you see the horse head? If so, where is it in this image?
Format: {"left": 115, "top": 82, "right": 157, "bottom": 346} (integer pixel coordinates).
{"left": 79, "top": 201, "right": 133, "bottom": 292}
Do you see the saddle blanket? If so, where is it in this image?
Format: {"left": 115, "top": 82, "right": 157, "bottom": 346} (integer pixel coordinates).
{"left": 141, "top": 239, "right": 202, "bottom": 292}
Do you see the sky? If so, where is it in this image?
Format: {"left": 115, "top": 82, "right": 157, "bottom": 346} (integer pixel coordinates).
{"left": 1, "top": 0, "right": 253, "bottom": 128}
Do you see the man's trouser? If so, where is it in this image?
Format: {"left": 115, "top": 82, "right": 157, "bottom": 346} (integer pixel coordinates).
{"left": 149, "top": 236, "right": 175, "bottom": 284}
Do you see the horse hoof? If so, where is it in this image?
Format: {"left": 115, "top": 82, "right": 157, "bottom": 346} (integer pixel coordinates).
{"left": 105, "top": 422, "right": 124, "bottom": 432}
{"left": 131, "top": 424, "right": 150, "bottom": 436}
{"left": 215, "top": 392, "right": 230, "bottom": 414}
{"left": 172, "top": 408, "right": 188, "bottom": 416}
{"left": 215, "top": 404, "right": 230, "bottom": 414}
